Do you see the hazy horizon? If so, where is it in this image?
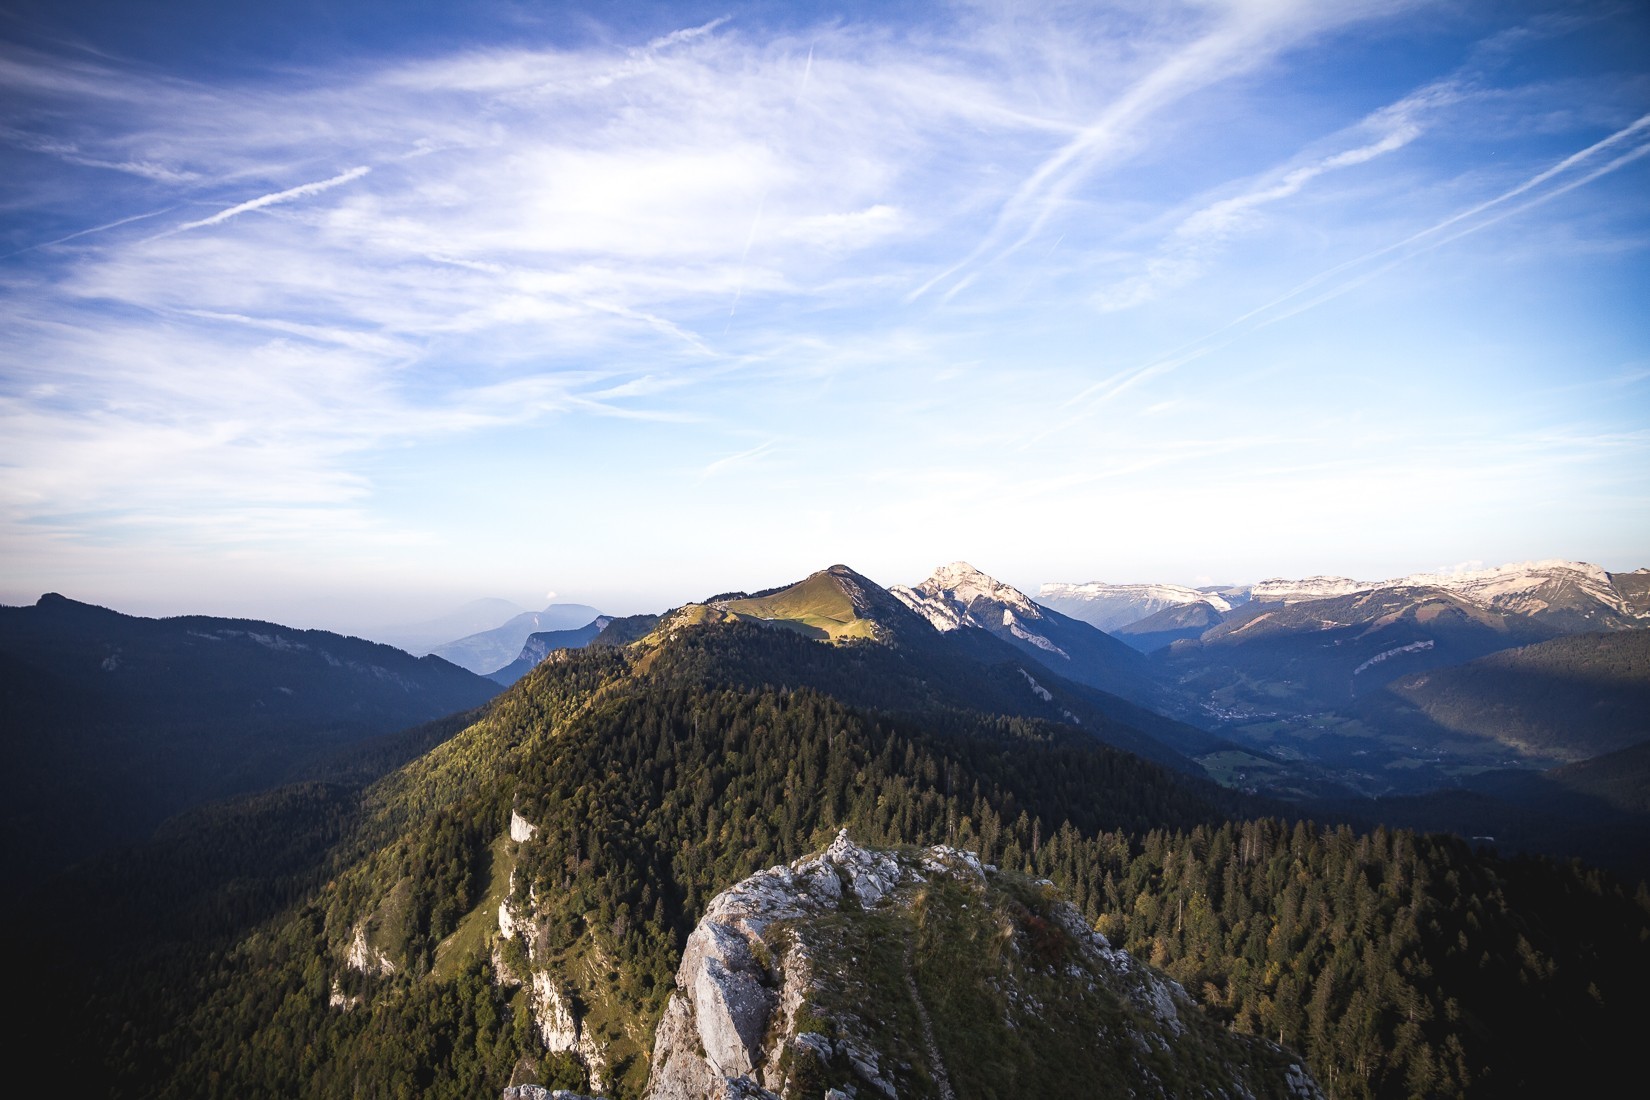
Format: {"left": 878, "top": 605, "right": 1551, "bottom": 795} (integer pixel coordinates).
{"left": 4, "top": 1, "right": 1646, "bottom": 635}
{"left": 4, "top": 552, "right": 1645, "bottom": 643}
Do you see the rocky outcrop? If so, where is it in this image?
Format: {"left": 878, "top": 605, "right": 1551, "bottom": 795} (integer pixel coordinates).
{"left": 531, "top": 973, "right": 582, "bottom": 1051}
{"left": 344, "top": 922, "right": 396, "bottom": 977}
{"left": 892, "top": 561, "right": 1068, "bottom": 653}
{"left": 645, "top": 831, "right": 1323, "bottom": 1100}
{"left": 511, "top": 809, "right": 540, "bottom": 843}
{"left": 496, "top": 865, "right": 606, "bottom": 1091}
{"left": 646, "top": 832, "right": 901, "bottom": 1100}
{"left": 327, "top": 978, "right": 362, "bottom": 1012}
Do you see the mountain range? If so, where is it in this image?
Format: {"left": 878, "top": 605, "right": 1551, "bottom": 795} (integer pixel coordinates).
{"left": 891, "top": 561, "right": 1163, "bottom": 704}
{"left": 8, "top": 555, "right": 1649, "bottom": 1100}
{"left": 1035, "top": 559, "right": 1650, "bottom": 800}
{"left": 1047, "top": 560, "right": 1648, "bottom": 638}
{"left": 1037, "top": 580, "right": 1242, "bottom": 632}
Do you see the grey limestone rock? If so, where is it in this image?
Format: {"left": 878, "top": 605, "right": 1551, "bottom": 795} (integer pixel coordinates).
{"left": 501, "top": 1086, "right": 602, "bottom": 1100}
{"left": 645, "top": 830, "right": 898, "bottom": 1100}
{"left": 643, "top": 831, "right": 1327, "bottom": 1100}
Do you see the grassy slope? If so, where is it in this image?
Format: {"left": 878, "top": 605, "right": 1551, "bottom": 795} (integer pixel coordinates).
{"left": 720, "top": 571, "right": 879, "bottom": 641}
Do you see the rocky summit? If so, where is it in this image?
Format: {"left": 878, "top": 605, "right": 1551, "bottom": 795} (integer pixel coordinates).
{"left": 642, "top": 831, "right": 1323, "bottom": 1100}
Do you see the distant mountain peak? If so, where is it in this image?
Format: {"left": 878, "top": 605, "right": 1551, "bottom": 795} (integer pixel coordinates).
{"left": 927, "top": 560, "right": 1041, "bottom": 611}
{"left": 887, "top": 562, "right": 1174, "bottom": 713}
{"left": 892, "top": 561, "right": 1044, "bottom": 633}
{"left": 1037, "top": 580, "right": 1232, "bottom": 632}
{"left": 1250, "top": 576, "right": 1376, "bottom": 604}
{"left": 429, "top": 602, "right": 604, "bottom": 673}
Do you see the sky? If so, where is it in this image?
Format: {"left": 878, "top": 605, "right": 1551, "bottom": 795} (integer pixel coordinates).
{"left": 2, "top": 0, "right": 1647, "bottom": 634}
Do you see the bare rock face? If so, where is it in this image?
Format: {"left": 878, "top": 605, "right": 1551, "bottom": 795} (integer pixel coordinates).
{"left": 645, "top": 831, "right": 1325, "bottom": 1100}
{"left": 511, "top": 809, "right": 540, "bottom": 843}
{"left": 646, "top": 831, "right": 900, "bottom": 1100}
{"left": 497, "top": 859, "right": 607, "bottom": 1091}
{"left": 531, "top": 973, "right": 581, "bottom": 1052}
{"left": 344, "top": 922, "right": 395, "bottom": 977}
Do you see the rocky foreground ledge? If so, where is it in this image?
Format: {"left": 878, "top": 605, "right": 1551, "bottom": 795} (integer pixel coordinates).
{"left": 636, "top": 830, "right": 1322, "bottom": 1100}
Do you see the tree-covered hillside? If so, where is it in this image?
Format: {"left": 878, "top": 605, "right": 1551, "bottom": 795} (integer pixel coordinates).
{"left": 1386, "top": 630, "right": 1650, "bottom": 761}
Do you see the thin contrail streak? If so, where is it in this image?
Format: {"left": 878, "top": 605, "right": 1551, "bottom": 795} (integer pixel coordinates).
{"left": 1, "top": 206, "right": 177, "bottom": 260}
{"left": 1231, "top": 113, "right": 1650, "bottom": 328}
{"left": 164, "top": 166, "right": 371, "bottom": 234}
{"left": 1032, "top": 116, "right": 1650, "bottom": 446}
{"left": 905, "top": 16, "right": 1272, "bottom": 305}
{"left": 726, "top": 44, "right": 814, "bottom": 326}
{"left": 728, "top": 192, "right": 768, "bottom": 321}
{"left": 1257, "top": 138, "right": 1650, "bottom": 330}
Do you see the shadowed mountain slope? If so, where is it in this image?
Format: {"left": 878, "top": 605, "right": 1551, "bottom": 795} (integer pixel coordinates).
{"left": 1386, "top": 630, "right": 1650, "bottom": 762}
{"left": 487, "top": 618, "right": 614, "bottom": 686}
{"left": 1613, "top": 569, "right": 1650, "bottom": 618}
{"left": 1169, "top": 585, "right": 1556, "bottom": 711}
{"left": 0, "top": 593, "right": 499, "bottom": 884}
{"left": 1115, "top": 599, "right": 1227, "bottom": 652}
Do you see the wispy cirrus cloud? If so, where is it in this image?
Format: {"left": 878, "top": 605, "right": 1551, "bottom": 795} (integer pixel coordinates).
{"left": 1038, "top": 88, "right": 1650, "bottom": 442}
{"left": 1234, "top": 109, "right": 1650, "bottom": 329}
{"left": 0, "top": 124, "right": 201, "bottom": 182}
{"left": 1093, "top": 80, "right": 1460, "bottom": 312}
{"left": 906, "top": 0, "right": 1432, "bottom": 302}
{"left": 700, "top": 438, "right": 778, "bottom": 481}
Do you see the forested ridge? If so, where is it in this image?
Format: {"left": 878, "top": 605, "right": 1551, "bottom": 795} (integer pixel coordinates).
{"left": 1388, "top": 629, "right": 1650, "bottom": 760}
{"left": 21, "top": 621, "right": 1650, "bottom": 1099}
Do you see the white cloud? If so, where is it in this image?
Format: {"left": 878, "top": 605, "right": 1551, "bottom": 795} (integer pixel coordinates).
{"left": 779, "top": 204, "right": 903, "bottom": 250}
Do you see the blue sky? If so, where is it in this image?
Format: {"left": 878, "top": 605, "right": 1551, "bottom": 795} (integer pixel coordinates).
{"left": 2, "top": 0, "right": 1647, "bottom": 631}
